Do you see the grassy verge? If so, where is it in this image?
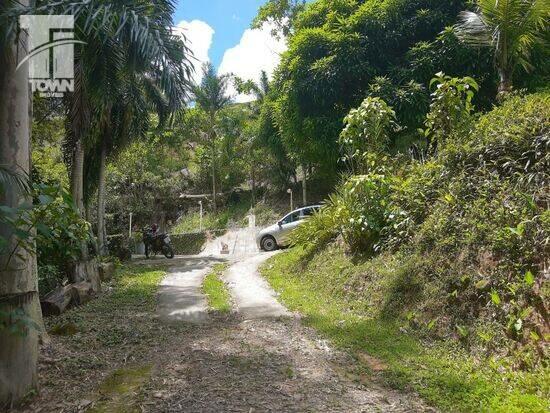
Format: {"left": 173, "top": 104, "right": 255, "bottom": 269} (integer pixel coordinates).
{"left": 260, "top": 247, "right": 549, "bottom": 413}
{"left": 202, "top": 263, "right": 232, "bottom": 313}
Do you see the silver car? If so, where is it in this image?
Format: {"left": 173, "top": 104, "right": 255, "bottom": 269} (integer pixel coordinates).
{"left": 256, "top": 205, "right": 321, "bottom": 251}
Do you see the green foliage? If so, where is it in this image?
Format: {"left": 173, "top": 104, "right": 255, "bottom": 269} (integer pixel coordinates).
{"left": 31, "top": 115, "right": 68, "bottom": 188}
{"left": 339, "top": 97, "right": 398, "bottom": 173}
{"left": 1, "top": 182, "right": 89, "bottom": 277}
{"left": 404, "top": 27, "right": 497, "bottom": 108}
{"left": 367, "top": 77, "right": 428, "bottom": 134}
{"left": 264, "top": 0, "right": 475, "bottom": 179}
{"left": 422, "top": 72, "right": 479, "bottom": 155}
{"left": 289, "top": 204, "right": 338, "bottom": 252}
{"left": 292, "top": 89, "right": 550, "bottom": 365}
{"left": 252, "top": 0, "right": 306, "bottom": 37}
{"left": 193, "top": 63, "right": 232, "bottom": 117}
{"left": 329, "top": 173, "right": 393, "bottom": 253}
{"left": 105, "top": 136, "right": 191, "bottom": 233}
{"left": 292, "top": 169, "right": 393, "bottom": 254}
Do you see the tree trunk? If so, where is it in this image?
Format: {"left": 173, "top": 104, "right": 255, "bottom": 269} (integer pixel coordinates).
{"left": 0, "top": 10, "right": 41, "bottom": 406}
{"left": 70, "top": 139, "right": 85, "bottom": 217}
{"left": 210, "top": 123, "right": 217, "bottom": 214}
{"left": 212, "top": 159, "right": 217, "bottom": 213}
{"left": 301, "top": 164, "right": 307, "bottom": 207}
{"left": 70, "top": 139, "right": 88, "bottom": 263}
{"left": 97, "top": 140, "right": 107, "bottom": 256}
{"left": 497, "top": 67, "right": 513, "bottom": 98}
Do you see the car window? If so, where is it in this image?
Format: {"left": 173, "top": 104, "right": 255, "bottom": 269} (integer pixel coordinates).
{"left": 281, "top": 211, "right": 301, "bottom": 225}
{"left": 302, "top": 207, "right": 316, "bottom": 217}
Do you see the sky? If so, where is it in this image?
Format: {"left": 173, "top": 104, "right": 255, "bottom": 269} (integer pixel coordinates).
{"left": 173, "top": 0, "right": 287, "bottom": 102}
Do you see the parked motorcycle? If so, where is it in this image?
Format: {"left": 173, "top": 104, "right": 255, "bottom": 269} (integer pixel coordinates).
{"left": 142, "top": 226, "right": 175, "bottom": 259}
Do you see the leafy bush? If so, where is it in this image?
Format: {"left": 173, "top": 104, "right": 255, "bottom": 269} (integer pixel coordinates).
{"left": 288, "top": 204, "right": 337, "bottom": 252}
{"left": 339, "top": 97, "right": 398, "bottom": 173}
{"left": 292, "top": 88, "right": 550, "bottom": 363}
{"left": 421, "top": 72, "right": 478, "bottom": 155}
{"left": 292, "top": 171, "right": 393, "bottom": 254}
{"left": 0, "top": 180, "right": 90, "bottom": 296}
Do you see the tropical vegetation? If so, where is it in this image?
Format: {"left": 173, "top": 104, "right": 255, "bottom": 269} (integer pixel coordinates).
{"left": 0, "top": 0, "right": 548, "bottom": 409}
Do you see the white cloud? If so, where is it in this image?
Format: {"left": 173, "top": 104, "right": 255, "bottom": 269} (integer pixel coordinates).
{"left": 218, "top": 23, "right": 287, "bottom": 103}
{"left": 175, "top": 19, "right": 214, "bottom": 84}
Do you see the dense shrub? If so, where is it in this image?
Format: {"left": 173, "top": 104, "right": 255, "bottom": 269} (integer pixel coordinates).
{"left": 292, "top": 90, "right": 550, "bottom": 362}
{"left": 292, "top": 171, "right": 393, "bottom": 254}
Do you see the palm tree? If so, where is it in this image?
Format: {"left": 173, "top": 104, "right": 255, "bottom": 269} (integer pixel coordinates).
{"left": 193, "top": 63, "right": 232, "bottom": 212}
{"left": 455, "top": 0, "right": 549, "bottom": 95}
{"left": 62, "top": 0, "right": 192, "bottom": 264}
{"left": 234, "top": 70, "right": 272, "bottom": 206}
{"left": 0, "top": 0, "right": 192, "bottom": 404}
{"left": 235, "top": 70, "right": 270, "bottom": 108}
{"left": 82, "top": 14, "right": 191, "bottom": 256}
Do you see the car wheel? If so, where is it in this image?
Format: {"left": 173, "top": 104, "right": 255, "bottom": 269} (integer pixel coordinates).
{"left": 261, "top": 236, "right": 277, "bottom": 252}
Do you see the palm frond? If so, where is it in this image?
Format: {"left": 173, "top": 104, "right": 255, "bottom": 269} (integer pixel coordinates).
{"left": 0, "top": 165, "right": 30, "bottom": 196}
{"left": 455, "top": 10, "right": 493, "bottom": 47}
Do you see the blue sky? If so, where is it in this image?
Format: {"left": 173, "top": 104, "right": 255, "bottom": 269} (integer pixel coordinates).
{"left": 172, "top": 0, "right": 287, "bottom": 102}
{"left": 173, "top": 0, "right": 266, "bottom": 68}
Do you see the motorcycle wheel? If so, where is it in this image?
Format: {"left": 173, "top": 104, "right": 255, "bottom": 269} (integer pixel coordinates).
{"left": 163, "top": 245, "right": 175, "bottom": 259}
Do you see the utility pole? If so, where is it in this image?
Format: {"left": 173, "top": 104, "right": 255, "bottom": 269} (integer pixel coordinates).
{"left": 129, "top": 212, "right": 133, "bottom": 239}
{"left": 199, "top": 200, "right": 203, "bottom": 232}
{"left": 287, "top": 188, "right": 293, "bottom": 211}
{"left": 302, "top": 164, "right": 307, "bottom": 207}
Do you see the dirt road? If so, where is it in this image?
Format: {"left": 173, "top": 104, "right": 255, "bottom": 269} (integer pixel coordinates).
{"left": 22, "top": 239, "right": 432, "bottom": 412}
{"left": 150, "top": 250, "right": 432, "bottom": 412}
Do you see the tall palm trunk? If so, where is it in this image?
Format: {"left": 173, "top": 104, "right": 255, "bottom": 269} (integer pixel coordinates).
{"left": 97, "top": 140, "right": 107, "bottom": 256}
{"left": 69, "top": 139, "right": 88, "bottom": 282}
{"left": 209, "top": 116, "right": 217, "bottom": 213}
{"left": 70, "top": 140, "right": 85, "bottom": 216}
{"left": 211, "top": 150, "right": 217, "bottom": 213}
{"left": 497, "top": 67, "right": 513, "bottom": 97}
{"left": 0, "top": 10, "right": 41, "bottom": 406}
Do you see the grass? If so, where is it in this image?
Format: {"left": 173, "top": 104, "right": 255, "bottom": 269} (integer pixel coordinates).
{"left": 260, "top": 246, "right": 550, "bottom": 413}
{"left": 202, "top": 263, "right": 232, "bottom": 313}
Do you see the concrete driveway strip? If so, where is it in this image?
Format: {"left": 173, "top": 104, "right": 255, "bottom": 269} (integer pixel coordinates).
{"left": 224, "top": 252, "right": 290, "bottom": 319}
{"left": 158, "top": 264, "right": 211, "bottom": 323}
